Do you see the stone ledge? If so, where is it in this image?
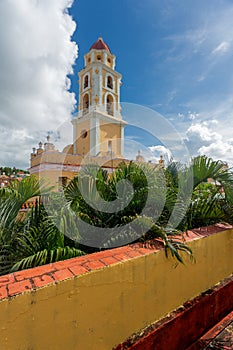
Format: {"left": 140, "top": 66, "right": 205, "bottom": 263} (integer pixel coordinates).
{"left": 0, "top": 223, "right": 232, "bottom": 301}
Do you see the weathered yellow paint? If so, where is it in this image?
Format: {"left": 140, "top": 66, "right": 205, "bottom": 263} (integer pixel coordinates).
{"left": 75, "top": 119, "right": 91, "bottom": 156}
{"left": 0, "top": 229, "right": 232, "bottom": 350}
{"left": 100, "top": 120, "right": 122, "bottom": 157}
{"left": 31, "top": 151, "right": 82, "bottom": 168}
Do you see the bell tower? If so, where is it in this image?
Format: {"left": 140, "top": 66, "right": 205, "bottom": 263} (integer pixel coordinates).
{"left": 72, "top": 37, "right": 126, "bottom": 158}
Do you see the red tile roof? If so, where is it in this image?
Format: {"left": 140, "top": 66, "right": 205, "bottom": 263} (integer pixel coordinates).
{"left": 90, "top": 37, "right": 111, "bottom": 53}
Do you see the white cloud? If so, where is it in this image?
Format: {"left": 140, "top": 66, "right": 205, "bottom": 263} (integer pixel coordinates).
{"left": 186, "top": 123, "right": 221, "bottom": 142}
{"left": 148, "top": 145, "right": 172, "bottom": 162}
{"left": 212, "top": 41, "right": 230, "bottom": 55}
{"left": 0, "top": 0, "right": 77, "bottom": 168}
{"left": 185, "top": 120, "right": 233, "bottom": 165}
{"left": 198, "top": 140, "right": 233, "bottom": 165}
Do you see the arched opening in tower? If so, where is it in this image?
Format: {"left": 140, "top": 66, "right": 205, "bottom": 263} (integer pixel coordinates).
{"left": 107, "top": 95, "right": 114, "bottom": 116}
{"left": 107, "top": 76, "right": 113, "bottom": 89}
{"left": 83, "top": 94, "right": 89, "bottom": 114}
{"left": 84, "top": 75, "right": 89, "bottom": 89}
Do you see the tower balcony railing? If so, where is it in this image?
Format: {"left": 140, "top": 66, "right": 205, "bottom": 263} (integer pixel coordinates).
{"left": 76, "top": 104, "right": 122, "bottom": 120}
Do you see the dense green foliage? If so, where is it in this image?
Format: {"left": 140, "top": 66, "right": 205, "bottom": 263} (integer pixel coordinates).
{"left": 0, "top": 177, "right": 84, "bottom": 275}
{"left": 0, "top": 166, "right": 29, "bottom": 176}
{"left": 0, "top": 155, "right": 232, "bottom": 275}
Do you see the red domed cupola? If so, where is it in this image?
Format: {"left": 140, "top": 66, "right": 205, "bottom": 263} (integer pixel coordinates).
{"left": 90, "top": 37, "right": 111, "bottom": 53}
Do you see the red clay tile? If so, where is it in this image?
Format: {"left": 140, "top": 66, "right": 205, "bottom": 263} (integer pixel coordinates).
{"left": 52, "top": 256, "right": 88, "bottom": 269}
{"left": 33, "top": 274, "right": 55, "bottom": 288}
{"left": 100, "top": 256, "right": 119, "bottom": 266}
{"left": 135, "top": 247, "right": 157, "bottom": 255}
{"left": 84, "top": 260, "right": 105, "bottom": 271}
{"left": 134, "top": 241, "right": 163, "bottom": 251}
{"left": 114, "top": 253, "right": 131, "bottom": 262}
{"left": 52, "top": 268, "right": 74, "bottom": 282}
{"left": 68, "top": 265, "right": 89, "bottom": 276}
{"left": 14, "top": 264, "right": 55, "bottom": 281}
{"left": 0, "top": 286, "right": 8, "bottom": 299}
{"left": 126, "top": 250, "right": 144, "bottom": 258}
{"left": 86, "top": 251, "right": 114, "bottom": 261}
{"left": 8, "top": 280, "right": 32, "bottom": 296}
{"left": 115, "top": 246, "right": 134, "bottom": 255}
{"left": 0, "top": 273, "right": 15, "bottom": 286}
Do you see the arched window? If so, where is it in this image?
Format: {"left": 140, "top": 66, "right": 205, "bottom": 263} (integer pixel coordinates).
{"left": 84, "top": 75, "right": 89, "bottom": 89}
{"left": 107, "top": 76, "right": 113, "bottom": 89}
{"left": 83, "top": 94, "right": 89, "bottom": 115}
{"left": 106, "top": 94, "right": 114, "bottom": 116}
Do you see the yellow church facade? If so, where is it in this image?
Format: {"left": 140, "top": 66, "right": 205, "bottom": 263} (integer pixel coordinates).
{"left": 29, "top": 38, "right": 128, "bottom": 189}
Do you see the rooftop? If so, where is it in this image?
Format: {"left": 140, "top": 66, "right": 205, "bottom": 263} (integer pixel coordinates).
{"left": 90, "top": 37, "right": 111, "bottom": 53}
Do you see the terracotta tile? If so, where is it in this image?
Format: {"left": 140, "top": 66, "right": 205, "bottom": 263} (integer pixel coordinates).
{"left": 52, "top": 256, "right": 88, "bottom": 269}
{"left": 33, "top": 274, "right": 55, "bottom": 288}
{"left": 113, "top": 253, "right": 131, "bottom": 262}
{"left": 68, "top": 265, "right": 89, "bottom": 276}
{"left": 8, "top": 280, "right": 32, "bottom": 296}
{"left": 84, "top": 260, "right": 105, "bottom": 271}
{"left": 52, "top": 268, "right": 74, "bottom": 282}
{"left": 0, "top": 274, "right": 15, "bottom": 286}
{"left": 100, "top": 256, "right": 119, "bottom": 266}
{"left": 0, "top": 286, "right": 8, "bottom": 299}
{"left": 14, "top": 264, "right": 55, "bottom": 281}
{"left": 126, "top": 250, "right": 144, "bottom": 258}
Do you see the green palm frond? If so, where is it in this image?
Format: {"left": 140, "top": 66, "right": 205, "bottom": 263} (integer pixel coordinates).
{"left": 191, "top": 155, "right": 227, "bottom": 188}
{"left": 0, "top": 176, "right": 52, "bottom": 231}
{"left": 10, "top": 246, "right": 85, "bottom": 272}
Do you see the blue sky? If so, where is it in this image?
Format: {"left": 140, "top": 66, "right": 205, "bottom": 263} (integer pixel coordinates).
{"left": 68, "top": 0, "right": 233, "bottom": 164}
{"left": 70, "top": 0, "right": 233, "bottom": 112}
{"left": 1, "top": 0, "right": 233, "bottom": 168}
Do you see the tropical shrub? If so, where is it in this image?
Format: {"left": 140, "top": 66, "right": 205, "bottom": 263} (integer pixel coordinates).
{"left": 0, "top": 155, "right": 233, "bottom": 274}
{"left": 0, "top": 176, "right": 84, "bottom": 276}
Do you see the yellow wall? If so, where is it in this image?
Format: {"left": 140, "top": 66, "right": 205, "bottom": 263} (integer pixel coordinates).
{"left": 0, "top": 228, "right": 232, "bottom": 350}
{"left": 75, "top": 119, "right": 91, "bottom": 155}
{"left": 38, "top": 170, "right": 75, "bottom": 190}
{"left": 30, "top": 150, "right": 126, "bottom": 190}
{"left": 100, "top": 121, "right": 121, "bottom": 156}
{"left": 31, "top": 152, "right": 83, "bottom": 168}
{"left": 30, "top": 152, "right": 83, "bottom": 190}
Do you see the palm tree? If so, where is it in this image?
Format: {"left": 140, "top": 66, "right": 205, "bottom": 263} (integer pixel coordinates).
{"left": 0, "top": 176, "right": 84, "bottom": 275}
{"left": 64, "top": 161, "right": 193, "bottom": 262}
{"left": 181, "top": 156, "right": 233, "bottom": 230}
{"left": 1, "top": 155, "right": 232, "bottom": 273}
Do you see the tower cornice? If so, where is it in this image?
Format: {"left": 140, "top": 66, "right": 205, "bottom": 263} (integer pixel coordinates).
{"left": 72, "top": 109, "right": 127, "bottom": 126}
{"left": 78, "top": 62, "right": 122, "bottom": 79}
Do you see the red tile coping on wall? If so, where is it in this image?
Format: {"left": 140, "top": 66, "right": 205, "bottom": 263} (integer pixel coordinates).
{"left": 113, "top": 274, "right": 233, "bottom": 350}
{"left": 0, "top": 223, "right": 232, "bottom": 300}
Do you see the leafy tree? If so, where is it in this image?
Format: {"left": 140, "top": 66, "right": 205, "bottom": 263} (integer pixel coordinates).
{"left": 181, "top": 156, "right": 233, "bottom": 229}
{"left": 1, "top": 155, "right": 233, "bottom": 273}
{"left": 0, "top": 176, "right": 84, "bottom": 275}
{"left": 64, "top": 161, "right": 192, "bottom": 262}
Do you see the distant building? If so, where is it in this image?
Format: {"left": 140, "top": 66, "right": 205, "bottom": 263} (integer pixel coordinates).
{"left": 29, "top": 38, "right": 163, "bottom": 190}
{"left": 0, "top": 174, "right": 10, "bottom": 188}
{"left": 29, "top": 38, "right": 128, "bottom": 189}
{"left": 0, "top": 171, "right": 28, "bottom": 188}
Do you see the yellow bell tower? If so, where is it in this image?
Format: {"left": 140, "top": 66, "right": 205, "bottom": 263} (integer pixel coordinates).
{"left": 72, "top": 37, "right": 126, "bottom": 158}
